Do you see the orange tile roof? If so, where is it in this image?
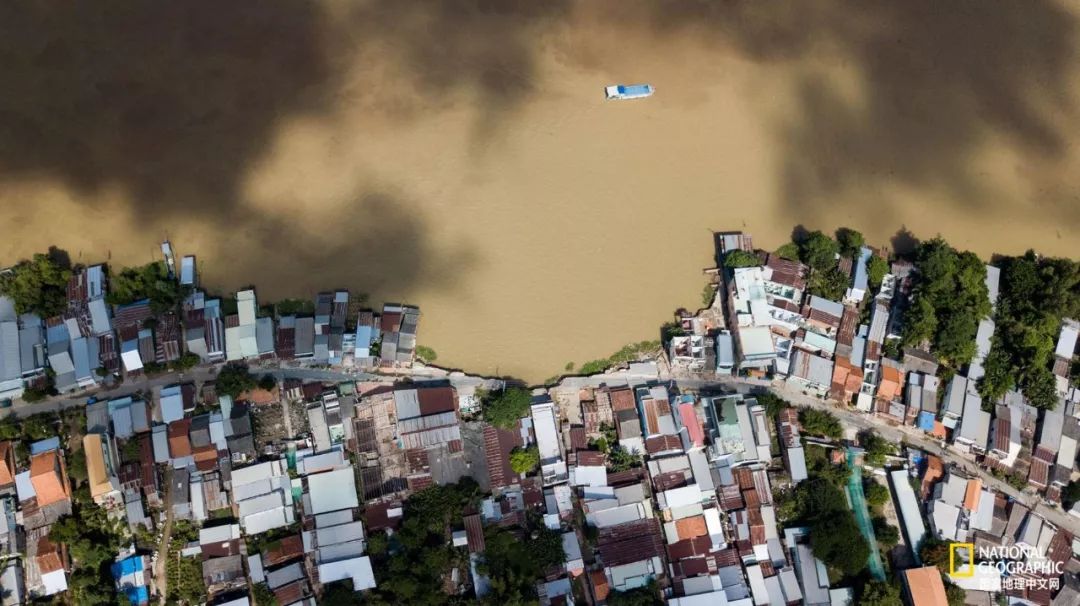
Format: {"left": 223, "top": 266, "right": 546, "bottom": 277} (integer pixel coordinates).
{"left": 168, "top": 420, "right": 192, "bottom": 458}
{"left": 29, "top": 452, "right": 70, "bottom": 507}
{"left": 904, "top": 566, "right": 948, "bottom": 606}
{"left": 590, "top": 570, "right": 610, "bottom": 602}
{"left": 963, "top": 479, "right": 983, "bottom": 512}
{"left": 0, "top": 442, "right": 13, "bottom": 486}
{"left": 675, "top": 515, "right": 708, "bottom": 540}
{"left": 922, "top": 455, "right": 944, "bottom": 498}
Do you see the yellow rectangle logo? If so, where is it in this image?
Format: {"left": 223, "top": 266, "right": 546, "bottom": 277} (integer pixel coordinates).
{"left": 950, "top": 543, "right": 974, "bottom": 577}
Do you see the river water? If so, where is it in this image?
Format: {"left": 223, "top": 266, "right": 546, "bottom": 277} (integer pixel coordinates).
{"left": 1, "top": 2, "right": 1078, "bottom": 382}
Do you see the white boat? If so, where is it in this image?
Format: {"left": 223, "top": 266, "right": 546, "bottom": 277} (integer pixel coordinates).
{"left": 604, "top": 84, "right": 654, "bottom": 100}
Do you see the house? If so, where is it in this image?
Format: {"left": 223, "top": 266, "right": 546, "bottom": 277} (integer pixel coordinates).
{"left": 706, "top": 394, "right": 771, "bottom": 469}
{"left": 903, "top": 566, "right": 948, "bottom": 606}
{"left": 1054, "top": 319, "right": 1078, "bottom": 395}
{"left": 844, "top": 246, "right": 873, "bottom": 304}
{"left": 378, "top": 304, "right": 420, "bottom": 367}
{"left": 955, "top": 391, "right": 991, "bottom": 453}
{"left": 231, "top": 459, "right": 294, "bottom": 535}
{"left": 225, "top": 290, "right": 259, "bottom": 360}
{"left": 159, "top": 385, "right": 186, "bottom": 424}
{"left": 25, "top": 529, "right": 66, "bottom": 598}
{"left": 112, "top": 554, "right": 151, "bottom": 605}
{"left": 787, "top": 349, "right": 833, "bottom": 396}
{"left": 803, "top": 295, "right": 844, "bottom": 336}
{"left": 0, "top": 559, "right": 24, "bottom": 606}
{"left": 890, "top": 469, "right": 927, "bottom": 562}
{"left": 26, "top": 450, "right": 72, "bottom": 526}
{"left": 942, "top": 375, "right": 968, "bottom": 429}
{"left": 84, "top": 433, "right": 122, "bottom": 508}
{"left": 777, "top": 408, "right": 807, "bottom": 484}
{"left": 184, "top": 293, "right": 225, "bottom": 362}
{"left": 318, "top": 556, "right": 377, "bottom": 592}
{"left": 532, "top": 399, "right": 568, "bottom": 486}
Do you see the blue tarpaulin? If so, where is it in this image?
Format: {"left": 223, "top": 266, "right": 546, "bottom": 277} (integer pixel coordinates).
{"left": 918, "top": 412, "right": 936, "bottom": 432}
{"left": 111, "top": 555, "right": 144, "bottom": 579}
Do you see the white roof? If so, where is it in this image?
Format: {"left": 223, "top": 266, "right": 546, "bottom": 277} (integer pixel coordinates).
{"left": 738, "top": 326, "right": 775, "bottom": 358}
{"left": 40, "top": 569, "right": 67, "bottom": 596}
{"left": 200, "top": 524, "right": 241, "bottom": 546}
{"left": 1058, "top": 435, "right": 1078, "bottom": 467}
{"left": 392, "top": 389, "right": 421, "bottom": 420}
{"left": 159, "top": 386, "right": 185, "bottom": 424}
{"left": 308, "top": 467, "right": 359, "bottom": 515}
{"left": 88, "top": 298, "right": 111, "bottom": 335}
{"left": 659, "top": 484, "right": 702, "bottom": 510}
{"left": 318, "top": 556, "right": 376, "bottom": 591}
{"left": 787, "top": 447, "right": 808, "bottom": 483}
{"left": 586, "top": 503, "right": 646, "bottom": 528}
{"left": 530, "top": 402, "right": 561, "bottom": 463}
{"left": 984, "top": 265, "right": 1001, "bottom": 308}
{"left": 890, "top": 469, "right": 927, "bottom": 559}
{"left": 120, "top": 343, "right": 143, "bottom": 372}
{"left": 237, "top": 290, "right": 257, "bottom": 326}
{"left": 180, "top": 256, "right": 196, "bottom": 286}
{"left": 1057, "top": 321, "right": 1079, "bottom": 359}
{"left": 957, "top": 392, "right": 991, "bottom": 448}
{"left": 571, "top": 465, "right": 607, "bottom": 488}
{"left": 232, "top": 460, "right": 285, "bottom": 487}
{"left": 14, "top": 471, "right": 34, "bottom": 502}
{"left": 242, "top": 506, "right": 293, "bottom": 535}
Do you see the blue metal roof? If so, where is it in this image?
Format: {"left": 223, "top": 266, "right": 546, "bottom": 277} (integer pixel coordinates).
{"left": 111, "top": 555, "right": 144, "bottom": 578}
{"left": 918, "top": 411, "right": 936, "bottom": 432}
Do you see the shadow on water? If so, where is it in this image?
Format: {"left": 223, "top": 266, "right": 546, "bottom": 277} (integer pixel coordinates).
{"left": 0, "top": 1, "right": 1076, "bottom": 281}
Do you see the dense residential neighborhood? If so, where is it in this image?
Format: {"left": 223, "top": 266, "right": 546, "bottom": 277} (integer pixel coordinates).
{"left": 0, "top": 229, "right": 1076, "bottom": 605}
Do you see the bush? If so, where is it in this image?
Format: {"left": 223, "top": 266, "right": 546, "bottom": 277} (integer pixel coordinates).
{"left": 808, "top": 266, "right": 850, "bottom": 301}
{"left": 868, "top": 255, "right": 889, "bottom": 290}
{"left": 860, "top": 580, "right": 902, "bottom": 606}
{"left": 776, "top": 242, "right": 801, "bottom": 261}
{"left": 509, "top": 446, "right": 539, "bottom": 475}
{"left": 607, "top": 445, "right": 642, "bottom": 472}
{"left": 107, "top": 261, "right": 186, "bottom": 314}
{"left": 258, "top": 374, "right": 278, "bottom": 391}
{"left": 872, "top": 516, "right": 900, "bottom": 548}
{"left": 415, "top": 345, "right": 437, "bottom": 363}
{"left": 810, "top": 513, "right": 871, "bottom": 577}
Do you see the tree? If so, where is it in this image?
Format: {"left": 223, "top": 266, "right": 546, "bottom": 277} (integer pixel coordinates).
{"left": 868, "top": 255, "right": 889, "bottom": 290}
{"left": 67, "top": 449, "right": 88, "bottom": 484}
{"left": 920, "top": 538, "right": 951, "bottom": 574}
{"left": 20, "top": 387, "right": 48, "bottom": 403}
{"left": 509, "top": 446, "right": 539, "bottom": 475}
{"left": 945, "top": 582, "right": 966, "bottom": 606}
{"left": 776, "top": 242, "right": 801, "bottom": 261}
{"left": 724, "top": 250, "right": 761, "bottom": 268}
{"left": 606, "top": 581, "right": 662, "bottom": 606}
{"left": 175, "top": 352, "right": 200, "bottom": 370}
{"left": 756, "top": 392, "right": 790, "bottom": 420}
{"left": 865, "top": 481, "right": 890, "bottom": 508}
{"left": 836, "top": 227, "right": 865, "bottom": 259}
{"left": 1063, "top": 479, "right": 1080, "bottom": 508}
{"left": 798, "top": 408, "right": 843, "bottom": 440}
{"left": 258, "top": 374, "right": 277, "bottom": 391}
{"left": 860, "top": 580, "right": 902, "bottom": 606}
{"left": 872, "top": 517, "right": 900, "bottom": 548}
{"left": 861, "top": 431, "right": 895, "bottom": 467}
{"left": 253, "top": 583, "right": 278, "bottom": 606}
{"left": 215, "top": 363, "right": 257, "bottom": 398}
{"left": 482, "top": 387, "right": 532, "bottom": 429}
{"left": 107, "top": 261, "right": 186, "bottom": 314}
{"left": 799, "top": 231, "right": 840, "bottom": 271}
{"left": 607, "top": 445, "right": 642, "bottom": 472}
{"left": 810, "top": 514, "right": 870, "bottom": 576}
{"left": 0, "top": 252, "right": 71, "bottom": 317}
{"left": 808, "top": 266, "right": 850, "bottom": 301}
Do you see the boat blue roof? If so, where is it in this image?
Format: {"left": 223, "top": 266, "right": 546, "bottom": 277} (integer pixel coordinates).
{"left": 618, "top": 84, "right": 652, "bottom": 95}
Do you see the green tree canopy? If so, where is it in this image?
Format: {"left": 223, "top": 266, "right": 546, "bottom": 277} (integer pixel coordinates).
{"left": 483, "top": 387, "right": 532, "bottom": 429}
{"left": 860, "top": 580, "right": 902, "bottom": 606}
{"left": 724, "top": 249, "right": 762, "bottom": 268}
{"left": 808, "top": 266, "right": 850, "bottom": 301}
{"left": 606, "top": 581, "right": 662, "bottom": 606}
{"left": 799, "top": 231, "right": 840, "bottom": 271}
{"left": 509, "top": 446, "right": 539, "bottom": 475}
{"left": 798, "top": 408, "right": 843, "bottom": 440}
{"left": 901, "top": 238, "right": 990, "bottom": 367}
{"left": 215, "top": 363, "right": 257, "bottom": 398}
{"left": 836, "top": 227, "right": 865, "bottom": 259}
{"left": 872, "top": 516, "right": 900, "bottom": 548}
{"left": 0, "top": 252, "right": 71, "bottom": 317}
{"left": 865, "top": 481, "right": 891, "bottom": 508}
{"left": 868, "top": 255, "right": 889, "bottom": 290}
{"left": 810, "top": 514, "right": 871, "bottom": 577}
{"left": 756, "top": 392, "right": 791, "bottom": 420}
{"left": 776, "top": 242, "right": 801, "bottom": 261}
{"left": 107, "top": 261, "right": 186, "bottom": 313}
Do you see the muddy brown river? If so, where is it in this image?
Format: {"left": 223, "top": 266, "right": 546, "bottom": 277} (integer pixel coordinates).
{"left": 1, "top": 2, "right": 1078, "bottom": 382}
